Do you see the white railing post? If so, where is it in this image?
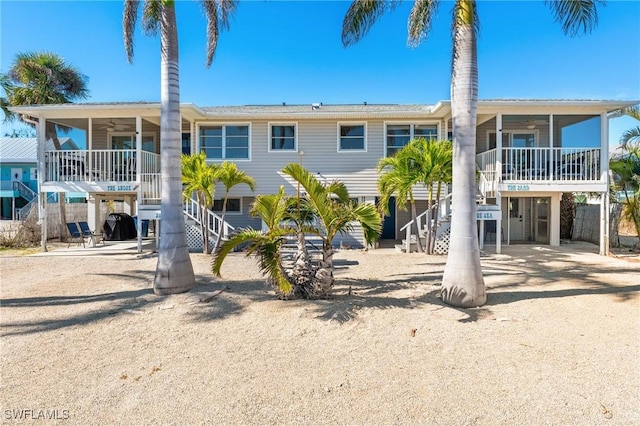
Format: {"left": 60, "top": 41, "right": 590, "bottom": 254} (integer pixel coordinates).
{"left": 405, "top": 225, "right": 411, "bottom": 253}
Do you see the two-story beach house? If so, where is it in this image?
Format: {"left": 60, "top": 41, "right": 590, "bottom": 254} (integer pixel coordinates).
{"left": 9, "top": 99, "right": 636, "bottom": 254}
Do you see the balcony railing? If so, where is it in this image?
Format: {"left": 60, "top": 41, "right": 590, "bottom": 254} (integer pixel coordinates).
{"left": 477, "top": 147, "right": 601, "bottom": 182}
{"left": 45, "top": 149, "right": 160, "bottom": 182}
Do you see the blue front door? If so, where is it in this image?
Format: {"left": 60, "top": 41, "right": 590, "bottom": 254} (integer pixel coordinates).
{"left": 377, "top": 196, "right": 396, "bottom": 239}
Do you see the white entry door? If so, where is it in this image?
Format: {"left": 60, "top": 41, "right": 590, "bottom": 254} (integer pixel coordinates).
{"left": 508, "top": 197, "right": 525, "bottom": 241}
{"left": 11, "top": 168, "right": 22, "bottom": 182}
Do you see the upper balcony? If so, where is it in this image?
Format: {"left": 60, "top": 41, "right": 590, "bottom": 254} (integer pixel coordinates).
{"left": 477, "top": 146, "right": 604, "bottom": 195}
{"left": 43, "top": 149, "right": 161, "bottom": 204}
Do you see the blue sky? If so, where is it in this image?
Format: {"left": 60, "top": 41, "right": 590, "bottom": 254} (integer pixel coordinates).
{"left": 1, "top": 0, "right": 639, "bottom": 148}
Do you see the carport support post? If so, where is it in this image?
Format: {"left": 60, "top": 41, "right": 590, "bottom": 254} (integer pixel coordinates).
{"left": 496, "top": 113, "right": 503, "bottom": 254}
{"left": 136, "top": 115, "right": 142, "bottom": 253}
{"left": 37, "top": 117, "right": 47, "bottom": 252}
{"left": 599, "top": 112, "right": 610, "bottom": 256}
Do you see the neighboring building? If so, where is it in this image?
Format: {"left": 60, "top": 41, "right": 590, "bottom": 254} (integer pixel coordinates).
{"left": 8, "top": 99, "right": 637, "bottom": 253}
{"left": 0, "top": 137, "right": 84, "bottom": 220}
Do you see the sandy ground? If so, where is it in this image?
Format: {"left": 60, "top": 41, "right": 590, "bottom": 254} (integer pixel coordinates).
{"left": 0, "top": 241, "right": 639, "bottom": 425}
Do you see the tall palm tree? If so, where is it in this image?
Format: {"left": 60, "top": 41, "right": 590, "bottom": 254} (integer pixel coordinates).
{"left": 342, "top": 0, "right": 603, "bottom": 307}
{"left": 283, "top": 163, "right": 382, "bottom": 295}
{"left": 181, "top": 152, "right": 219, "bottom": 254}
{"left": 377, "top": 142, "right": 425, "bottom": 252}
{"left": 123, "top": 0, "right": 236, "bottom": 294}
{"left": 212, "top": 161, "right": 256, "bottom": 252}
{"left": 4, "top": 51, "right": 89, "bottom": 245}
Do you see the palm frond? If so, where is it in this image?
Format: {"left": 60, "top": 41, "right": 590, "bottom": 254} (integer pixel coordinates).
{"left": 623, "top": 105, "right": 640, "bottom": 121}
{"left": 141, "top": 0, "right": 162, "bottom": 36}
{"left": 545, "top": 0, "right": 604, "bottom": 37}
{"left": 201, "top": 0, "right": 237, "bottom": 67}
{"left": 212, "top": 228, "right": 263, "bottom": 276}
{"left": 342, "top": 0, "right": 395, "bottom": 47}
{"left": 123, "top": 0, "right": 140, "bottom": 62}
{"left": 620, "top": 126, "right": 640, "bottom": 150}
{"left": 217, "top": 161, "right": 256, "bottom": 192}
{"left": 408, "top": 0, "right": 439, "bottom": 47}
{"left": 352, "top": 202, "right": 383, "bottom": 245}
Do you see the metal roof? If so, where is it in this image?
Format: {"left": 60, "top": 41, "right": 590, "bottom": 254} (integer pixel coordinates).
{"left": 0, "top": 137, "right": 77, "bottom": 163}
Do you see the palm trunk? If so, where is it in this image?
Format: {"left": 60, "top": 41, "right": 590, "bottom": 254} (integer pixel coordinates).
{"left": 425, "top": 183, "right": 434, "bottom": 254}
{"left": 429, "top": 181, "right": 443, "bottom": 255}
{"left": 154, "top": 3, "right": 196, "bottom": 295}
{"left": 313, "top": 240, "right": 334, "bottom": 297}
{"left": 46, "top": 123, "right": 67, "bottom": 242}
{"left": 212, "top": 194, "right": 228, "bottom": 253}
{"left": 198, "top": 194, "right": 209, "bottom": 254}
{"left": 441, "top": 1, "right": 486, "bottom": 307}
{"left": 291, "top": 229, "right": 314, "bottom": 298}
{"left": 410, "top": 196, "right": 424, "bottom": 253}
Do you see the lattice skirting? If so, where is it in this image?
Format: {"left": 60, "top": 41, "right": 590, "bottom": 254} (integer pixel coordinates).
{"left": 186, "top": 224, "right": 205, "bottom": 252}
{"left": 433, "top": 228, "right": 451, "bottom": 255}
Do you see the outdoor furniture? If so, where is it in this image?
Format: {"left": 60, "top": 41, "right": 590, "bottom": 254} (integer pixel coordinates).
{"left": 66, "top": 222, "right": 86, "bottom": 248}
{"left": 78, "top": 221, "right": 101, "bottom": 247}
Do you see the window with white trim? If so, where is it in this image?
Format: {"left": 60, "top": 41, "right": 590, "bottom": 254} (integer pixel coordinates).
{"left": 200, "top": 125, "right": 250, "bottom": 160}
{"left": 338, "top": 123, "right": 366, "bottom": 151}
{"left": 385, "top": 124, "right": 437, "bottom": 156}
{"left": 212, "top": 198, "right": 241, "bottom": 214}
{"left": 269, "top": 123, "right": 296, "bottom": 151}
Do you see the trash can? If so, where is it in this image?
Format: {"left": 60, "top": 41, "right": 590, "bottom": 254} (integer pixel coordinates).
{"left": 132, "top": 216, "right": 149, "bottom": 237}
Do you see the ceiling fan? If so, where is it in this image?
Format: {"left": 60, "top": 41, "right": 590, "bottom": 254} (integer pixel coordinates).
{"left": 99, "top": 120, "right": 130, "bottom": 131}
{"left": 525, "top": 117, "right": 548, "bottom": 129}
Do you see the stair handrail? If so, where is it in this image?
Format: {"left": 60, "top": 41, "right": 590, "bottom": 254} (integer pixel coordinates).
{"left": 17, "top": 198, "right": 36, "bottom": 221}
{"left": 12, "top": 181, "right": 36, "bottom": 201}
{"left": 398, "top": 191, "right": 453, "bottom": 254}
{"left": 13, "top": 181, "right": 37, "bottom": 221}
{"left": 183, "top": 197, "right": 235, "bottom": 244}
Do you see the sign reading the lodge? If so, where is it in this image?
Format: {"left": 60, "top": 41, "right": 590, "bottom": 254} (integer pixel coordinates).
{"left": 106, "top": 184, "right": 135, "bottom": 192}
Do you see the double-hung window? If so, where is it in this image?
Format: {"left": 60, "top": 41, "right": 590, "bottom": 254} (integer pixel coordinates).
{"left": 385, "top": 123, "right": 438, "bottom": 156}
{"left": 269, "top": 123, "right": 296, "bottom": 151}
{"left": 200, "top": 124, "right": 250, "bottom": 160}
{"left": 338, "top": 123, "right": 366, "bottom": 152}
{"left": 213, "top": 198, "right": 241, "bottom": 214}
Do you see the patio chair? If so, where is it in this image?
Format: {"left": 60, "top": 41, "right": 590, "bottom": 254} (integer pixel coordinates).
{"left": 78, "top": 221, "right": 101, "bottom": 247}
{"left": 66, "top": 222, "right": 86, "bottom": 248}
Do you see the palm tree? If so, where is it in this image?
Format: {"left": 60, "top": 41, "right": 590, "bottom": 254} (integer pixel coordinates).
{"left": 181, "top": 152, "right": 219, "bottom": 254}
{"left": 408, "top": 139, "right": 453, "bottom": 255}
{"left": 212, "top": 187, "right": 304, "bottom": 298}
{"left": 4, "top": 51, "right": 89, "bottom": 245}
{"left": 619, "top": 105, "right": 640, "bottom": 151}
{"left": 1, "top": 73, "right": 14, "bottom": 121}
{"left": 377, "top": 142, "right": 425, "bottom": 252}
{"left": 212, "top": 161, "right": 256, "bottom": 252}
{"left": 123, "top": 0, "right": 236, "bottom": 294}
{"left": 283, "top": 163, "right": 382, "bottom": 295}
{"left": 610, "top": 109, "right": 640, "bottom": 245}
{"left": 342, "top": 0, "right": 603, "bottom": 307}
